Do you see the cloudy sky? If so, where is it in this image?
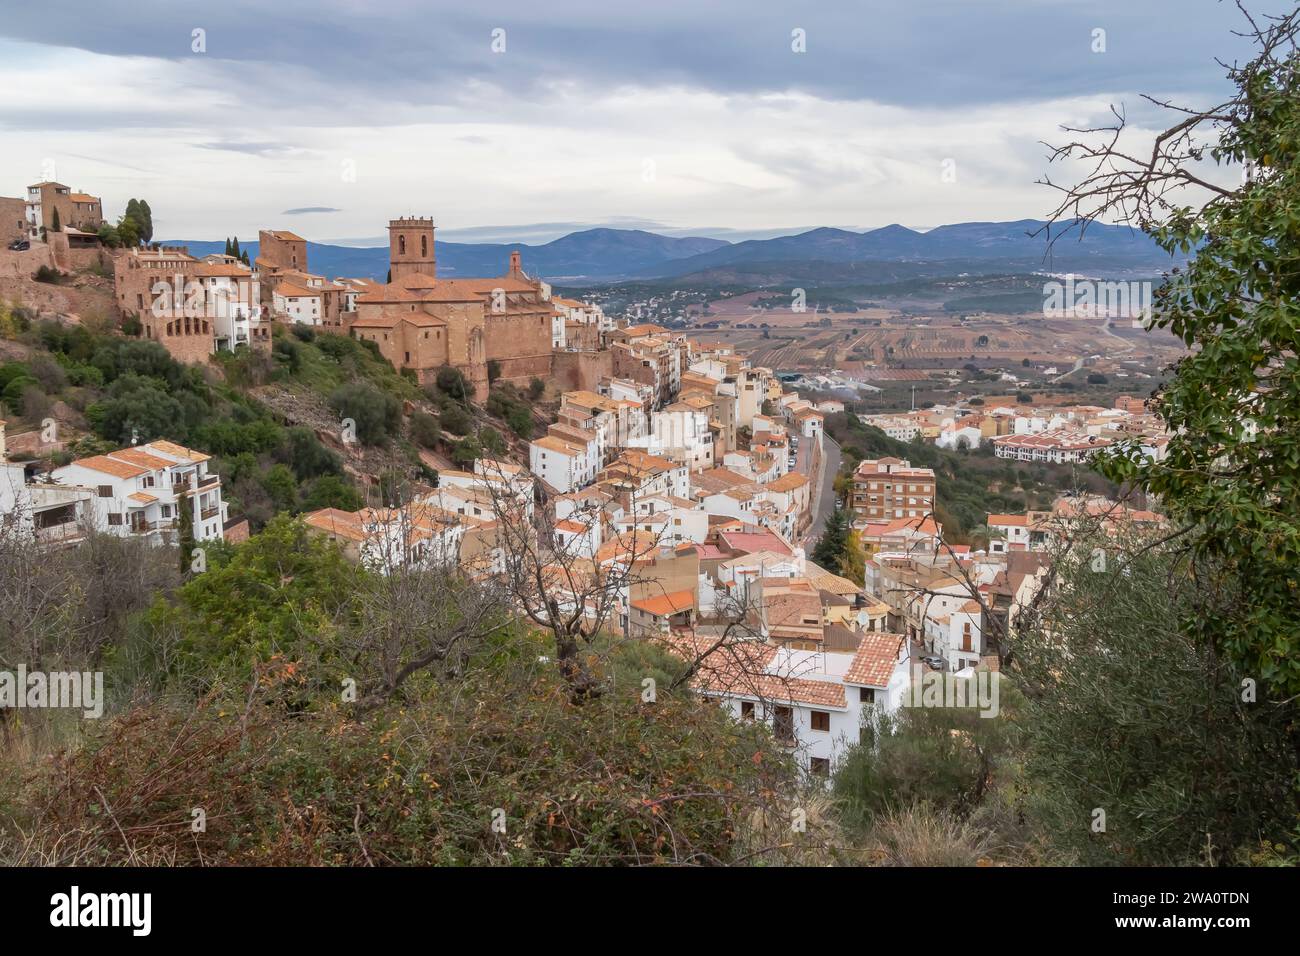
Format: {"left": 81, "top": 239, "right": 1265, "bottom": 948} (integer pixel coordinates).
{"left": 0, "top": 1, "right": 1270, "bottom": 243}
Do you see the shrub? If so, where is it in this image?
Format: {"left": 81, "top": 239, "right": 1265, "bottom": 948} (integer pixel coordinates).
{"left": 451, "top": 436, "right": 482, "bottom": 465}
{"left": 408, "top": 411, "right": 442, "bottom": 449}
{"left": 439, "top": 402, "right": 472, "bottom": 436}
{"left": 435, "top": 365, "right": 473, "bottom": 401}
{"left": 329, "top": 381, "right": 401, "bottom": 446}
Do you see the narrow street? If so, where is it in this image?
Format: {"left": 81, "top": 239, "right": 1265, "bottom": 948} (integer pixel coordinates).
{"left": 801, "top": 434, "right": 842, "bottom": 551}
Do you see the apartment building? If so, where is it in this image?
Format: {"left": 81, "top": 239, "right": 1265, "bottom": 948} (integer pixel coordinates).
{"left": 114, "top": 246, "right": 269, "bottom": 362}
{"left": 51, "top": 440, "right": 228, "bottom": 543}
{"left": 850, "top": 457, "right": 936, "bottom": 522}
{"left": 991, "top": 430, "right": 1113, "bottom": 464}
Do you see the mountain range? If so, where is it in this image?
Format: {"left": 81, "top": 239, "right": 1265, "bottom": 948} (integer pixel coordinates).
{"left": 166, "top": 219, "right": 1175, "bottom": 285}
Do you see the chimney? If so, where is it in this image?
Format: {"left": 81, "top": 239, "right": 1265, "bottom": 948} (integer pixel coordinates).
{"left": 508, "top": 250, "right": 522, "bottom": 276}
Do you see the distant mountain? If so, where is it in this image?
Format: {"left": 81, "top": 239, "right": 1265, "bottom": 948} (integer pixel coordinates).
{"left": 631, "top": 219, "right": 1176, "bottom": 279}
{"left": 165, "top": 219, "right": 1173, "bottom": 285}
{"left": 164, "top": 229, "right": 730, "bottom": 282}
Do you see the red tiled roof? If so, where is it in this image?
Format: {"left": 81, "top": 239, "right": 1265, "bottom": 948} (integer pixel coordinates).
{"left": 844, "top": 632, "right": 904, "bottom": 688}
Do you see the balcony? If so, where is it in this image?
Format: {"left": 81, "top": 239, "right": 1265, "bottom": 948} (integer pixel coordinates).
{"left": 129, "top": 519, "right": 177, "bottom": 535}
{"left": 34, "top": 522, "right": 85, "bottom": 545}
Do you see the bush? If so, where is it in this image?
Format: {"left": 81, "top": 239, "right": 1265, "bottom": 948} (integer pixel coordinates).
{"left": 451, "top": 436, "right": 482, "bottom": 465}
{"left": 279, "top": 426, "right": 341, "bottom": 480}
{"left": 329, "top": 381, "right": 401, "bottom": 446}
{"left": 273, "top": 337, "right": 302, "bottom": 374}
{"left": 506, "top": 405, "right": 534, "bottom": 438}
{"left": 291, "top": 324, "right": 316, "bottom": 343}
{"left": 1086, "top": 372, "right": 1108, "bottom": 384}
{"left": 480, "top": 426, "right": 506, "bottom": 456}
{"left": 527, "top": 377, "right": 545, "bottom": 400}
{"left": 439, "top": 402, "right": 472, "bottom": 436}
{"left": 435, "top": 365, "right": 473, "bottom": 401}
{"left": 409, "top": 411, "right": 442, "bottom": 449}
{"left": 300, "top": 474, "right": 363, "bottom": 512}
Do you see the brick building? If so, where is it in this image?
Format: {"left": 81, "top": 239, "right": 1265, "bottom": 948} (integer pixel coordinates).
{"left": 348, "top": 217, "right": 554, "bottom": 392}
{"left": 850, "top": 457, "right": 937, "bottom": 523}
{"left": 0, "top": 196, "right": 26, "bottom": 244}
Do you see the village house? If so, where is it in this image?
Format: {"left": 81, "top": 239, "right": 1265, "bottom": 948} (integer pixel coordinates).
{"left": 51, "top": 439, "right": 228, "bottom": 543}
{"left": 24, "top": 181, "right": 103, "bottom": 238}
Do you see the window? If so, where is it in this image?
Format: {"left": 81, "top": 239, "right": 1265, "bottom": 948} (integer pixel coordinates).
{"left": 96, "top": 485, "right": 113, "bottom": 498}
{"left": 773, "top": 706, "right": 794, "bottom": 741}
{"left": 859, "top": 687, "right": 876, "bottom": 704}
{"left": 809, "top": 757, "right": 830, "bottom": 777}
{"left": 740, "top": 701, "right": 755, "bottom": 720}
{"left": 810, "top": 710, "right": 830, "bottom": 732}
{"left": 107, "top": 513, "right": 123, "bottom": 526}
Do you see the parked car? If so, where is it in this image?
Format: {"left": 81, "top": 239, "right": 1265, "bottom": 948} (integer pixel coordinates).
{"left": 7, "top": 238, "right": 30, "bottom": 251}
{"left": 788, "top": 455, "right": 798, "bottom": 468}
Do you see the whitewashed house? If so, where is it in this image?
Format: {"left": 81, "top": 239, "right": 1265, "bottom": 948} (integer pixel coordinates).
{"left": 51, "top": 440, "right": 228, "bottom": 543}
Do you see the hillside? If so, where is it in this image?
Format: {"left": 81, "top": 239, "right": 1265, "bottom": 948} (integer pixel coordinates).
{"left": 633, "top": 219, "right": 1179, "bottom": 280}
{"left": 0, "top": 298, "right": 542, "bottom": 530}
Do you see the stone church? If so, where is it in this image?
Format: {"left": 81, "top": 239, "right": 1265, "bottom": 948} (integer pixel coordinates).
{"left": 350, "top": 218, "right": 554, "bottom": 393}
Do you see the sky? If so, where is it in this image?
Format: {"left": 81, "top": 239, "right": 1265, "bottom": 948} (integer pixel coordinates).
{"left": 0, "top": 0, "right": 1273, "bottom": 243}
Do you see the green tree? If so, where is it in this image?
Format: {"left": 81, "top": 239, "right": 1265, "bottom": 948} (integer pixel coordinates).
{"left": 300, "top": 474, "right": 363, "bottom": 512}
{"left": 177, "top": 488, "right": 195, "bottom": 577}
{"left": 116, "top": 214, "right": 140, "bottom": 248}
{"left": 451, "top": 435, "right": 482, "bottom": 466}
{"left": 1045, "top": 9, "right": 1300, "bottom": 696}
{"left": 408, "top": 411, "right": 442, "bottom": 448}
{"left": 50, "top": 208, "right": 61, "bottom": 232}
{"left": 329, "top": 381, "right": 401, "bottom": 446}
{"left": 1013, "top": 534, "right": 1297, "bottom": 865}
{"left": 260, "top": 464, "right": 299, "bottom": 515}
{"left": 810, "top": 506, "right": 849, "bottom": 574}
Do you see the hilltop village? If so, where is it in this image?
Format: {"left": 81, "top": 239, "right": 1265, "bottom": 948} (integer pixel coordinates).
{"left": 1, "top": 191, "right": 1162, "bottom": 780}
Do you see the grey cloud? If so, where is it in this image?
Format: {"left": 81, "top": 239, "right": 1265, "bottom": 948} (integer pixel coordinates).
{"left": 0, "top": 0, "right": 1266, "bottom": 117}
{"left": 193, "top": 141, "right": 300, "bottom": 156}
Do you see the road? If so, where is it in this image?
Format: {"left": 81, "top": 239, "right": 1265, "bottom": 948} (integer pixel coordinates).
{"left": 801, "top": 434, "right": 842, "bottom": 551}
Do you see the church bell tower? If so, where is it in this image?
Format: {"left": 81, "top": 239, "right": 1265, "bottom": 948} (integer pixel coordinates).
{"left": 388, "top": 217, "right": 435, "bottom": 282}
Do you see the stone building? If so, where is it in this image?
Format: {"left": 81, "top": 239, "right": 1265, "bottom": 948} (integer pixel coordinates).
{"left": 0, "top": 196, "right": 26, "bottom": 244}
{"left": 23, "top": 181, "right": 104, "bottom": 238}
{"left": 348, "top": 218, "right": 554, "bottom": 392}
{"left": 113, "top": 246, "right": 270, "bottom": 363}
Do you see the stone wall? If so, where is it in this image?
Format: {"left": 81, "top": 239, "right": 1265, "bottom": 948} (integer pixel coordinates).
{"left": 552, "top": 350, "right": 613, "bottom": 392}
